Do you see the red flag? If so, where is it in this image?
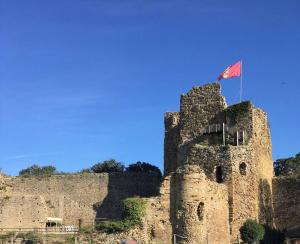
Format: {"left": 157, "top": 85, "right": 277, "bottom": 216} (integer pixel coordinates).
{"left": 217, "top": 61, "right": 241, "bottom": 81}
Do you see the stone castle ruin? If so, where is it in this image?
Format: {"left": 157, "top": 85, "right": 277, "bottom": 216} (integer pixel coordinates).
{"left": 162, "top": 82, "right": 274, "bottom": 243}
{"left": 0, "top": 82, "right": 299, "bottom": 243}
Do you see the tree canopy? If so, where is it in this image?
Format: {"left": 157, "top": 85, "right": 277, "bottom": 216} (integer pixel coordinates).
{"left": 19, "top": 165, "right": 57, "bottom": 177}
{"left": 17, "top": 159, "right": 162, "bottom": 177}
{"left": 91, "top": 159, "right": 124, "bottom": 173}
{"left": 126, "top": 161, "right": 162, "bottom": 177}
{"left": 274, "top": 153, "right": 300, "bottom": 176}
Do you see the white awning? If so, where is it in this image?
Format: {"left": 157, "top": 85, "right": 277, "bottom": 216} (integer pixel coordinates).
{"left": 46, "top": 217, "right": 63, "bottom": 223}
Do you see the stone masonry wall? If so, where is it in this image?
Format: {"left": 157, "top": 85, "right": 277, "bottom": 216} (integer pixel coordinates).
{"left": 164, "top": 112, "right": 180, "bottom": 175}
{"left": 163, "top": 83, "right": 275, "bottom": 243}
{"left": 0, "top": 173, "right": 160, "bottom": 229}
{"left": 172, "top": 165, "right": 230, "bottom": 244}
{"left": 228, "top": 146, "right": 259, "bottom": 242}
{"left": 179, "top": 83, "right": 227, "bottom": 142}
{"left": 273, "top": 176, "right": 300, "bottom": 236}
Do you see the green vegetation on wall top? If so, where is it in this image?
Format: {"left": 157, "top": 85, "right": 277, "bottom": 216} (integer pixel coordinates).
{"left": 226, "top": 101, "right": 251, "bottom": 124}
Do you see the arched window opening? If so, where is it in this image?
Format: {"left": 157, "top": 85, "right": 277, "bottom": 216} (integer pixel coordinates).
{"left": 239, "top": 162, "right": 247, "bottom": 175}
{"left": 197, "top": 202, "right": 204, "bottom": 221}
{"left": 216, "top": 166, "right": 224, "bottom": 183}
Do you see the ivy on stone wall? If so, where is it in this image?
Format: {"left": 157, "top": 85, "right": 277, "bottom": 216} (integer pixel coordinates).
{"left": 226, "top": 101, "right": 251, "bottom": 124}
{"left": 96, "top": 197, "right": 147, "bottom": 233}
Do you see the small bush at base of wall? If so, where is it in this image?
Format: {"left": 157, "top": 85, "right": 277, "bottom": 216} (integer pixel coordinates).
{"left": 96, "top": 197, "right": 147, "bottom": 233}
{"left": 240, "top": 219, "right": 265, "bottom": 244}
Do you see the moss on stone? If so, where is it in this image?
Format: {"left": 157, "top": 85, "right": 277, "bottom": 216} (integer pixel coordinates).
{"left": 226, "top": 101, "right": 251, "bottom": 123}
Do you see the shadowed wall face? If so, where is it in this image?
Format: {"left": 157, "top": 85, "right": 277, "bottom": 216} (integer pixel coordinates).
{"left": 273, "top": 176, "right": 300, "bottom": 236}
{"left": 0, "top": 173, "right": 160, "bottom": 228}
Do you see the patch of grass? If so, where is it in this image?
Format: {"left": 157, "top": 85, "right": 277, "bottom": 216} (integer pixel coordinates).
{"left": 0, "top": 232, "right": 15, "bottom": 240}
{"left": 79, "top": 225, "right": 94, "bottom": 234}
{"left": 97, "top": 220, "right": 132, "bottom": 233}
{"left": 64, "top": 235, "right": 76, "bottom": 243}
{"left": 22, "top": 232, "right": 43, "bottom": 243}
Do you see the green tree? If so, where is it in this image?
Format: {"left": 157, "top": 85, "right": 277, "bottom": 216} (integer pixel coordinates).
{"left": 274, "top": 153, "right": 300, "bottom": 176}
{"left": 126, "top": 161, "right": 162, "bottom": 177}
{"left": 240, "top": 219, "right": 265, "bottom": 244}
{"left": 19, "top": 165, "right": 56, "bottom": 177}
{"left": 91, "top": 159, "right": 124, "bottom": 173}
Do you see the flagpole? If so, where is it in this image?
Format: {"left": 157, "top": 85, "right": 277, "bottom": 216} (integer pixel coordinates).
{"left": 240, "top": 60, "right": 243, "bottom": 102}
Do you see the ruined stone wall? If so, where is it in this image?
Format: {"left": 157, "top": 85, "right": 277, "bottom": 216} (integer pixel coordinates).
{"left": 164, "top": 112, "right": 180, "bottom": 175}
{"left": 146, "top": 175, "right": 173, "bottom": 244}
{"left": 179, "top": 144, "right": 231, "bottom": 181}
{"left": 251, "top": 108, "right": 274, "bottom": 226}
{"left": 228, "top": 146, "right": 259, "bottom": 242}
{"left": 163, "top": 83, "right": 275, "bottom": 243}
{"left": 171, "top": 165, "right": 230, "bottom": 244}
{"left": 273, "top": 176, "right": 300, "bottom": 236}
{"left": 0, "top": 173, "right": 160, "bottom": 228}
{"left": 251, "top": 108, "right": 273, "bottom": 183}
{"left": 179, "top": 83, "right": 227, "bottom": 142}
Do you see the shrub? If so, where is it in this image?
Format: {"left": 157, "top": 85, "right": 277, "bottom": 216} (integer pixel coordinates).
{"left": 22, "top": 232, "right": 42, "bottom": 244}
{"left": 261, "top": 225, "right": 285, "bottom": 244}
{"left": 126, "top": 161, "right": 162, "bottom": 177}
{"left": 96, "top": 197, "right": 147, "bottom": 233}
{"left": 91, "top": 159, "right": 124, "bottom": 173}
{"left": 19, "top": 165, "right": 56, "bottom": 177}
{"left": 122, "top": 197, "right": 147, "bottom": 224}
{"left": 240, "top": 219, "right": 265, "bottom": 244}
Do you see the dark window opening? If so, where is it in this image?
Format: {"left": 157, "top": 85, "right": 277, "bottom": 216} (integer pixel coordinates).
{"left": 239, "top": 162, "right": 247, "bottom": 175}
{"left": 216, "top": 166, "right": 224, "bottom": 183}
{"left": 46, "top": 222, "right": 57, "bottom": 227}
{"left": 197, "top": 202, "right": 204, "bottom": 221}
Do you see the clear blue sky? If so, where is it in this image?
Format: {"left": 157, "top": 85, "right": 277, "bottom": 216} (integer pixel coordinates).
{"left": 1, "top": 0, "right": 299, "bottom": 176}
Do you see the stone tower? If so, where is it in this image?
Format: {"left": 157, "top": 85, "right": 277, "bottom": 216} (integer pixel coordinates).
{"left": 164, "top": 83, "right": 274, "bottom": 243}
